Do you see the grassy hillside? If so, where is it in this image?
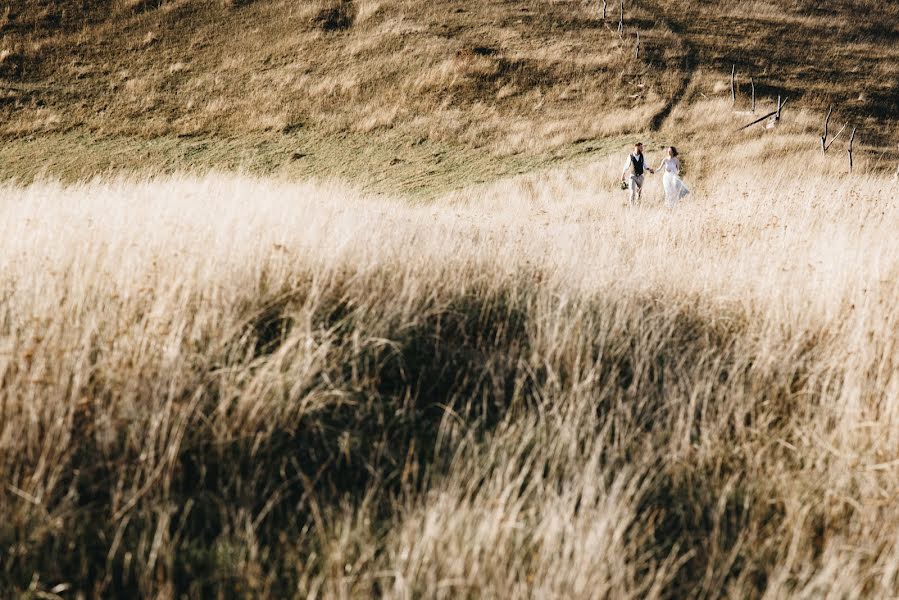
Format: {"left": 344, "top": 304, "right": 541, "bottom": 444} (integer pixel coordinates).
{"left": 1, "top": 165, "right": 896, "bottom": 597}
{"left": 658, "top": 0, "right": 899, "bottom": 125}
{"left": 2, "top": 0, "right": 683, "bottom": 138}
{"left": 1, "top": 0, "right": 897, "bottom": 191}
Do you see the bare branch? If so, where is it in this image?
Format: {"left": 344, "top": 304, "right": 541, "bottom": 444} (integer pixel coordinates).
{"left": 825, "top": 122, "right": 848, "bottom": 151}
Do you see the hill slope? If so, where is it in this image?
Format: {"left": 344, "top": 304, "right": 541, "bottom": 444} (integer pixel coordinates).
{"left": 1, "top": 0, "right": 897, "bottom": 190}
{"left": 3, "top": 0, "right": 682, "bottom": 140}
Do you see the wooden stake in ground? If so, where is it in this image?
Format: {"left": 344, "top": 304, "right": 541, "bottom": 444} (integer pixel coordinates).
{"left": 848, "top": 127, "right": 857, "bottom": 173}
{"left": 618, "top": 0, "right": 624, "bottom": 35}
{"left": 602, "top": 0, "right": 607, "bottom": 20}
{"left": 750, "top": 77, "right": 756, "bottom": 113}
{"left": 776, "top": 95, "right": 786, "bottom": 121}
{"left": 731, "top": 65, "right": 736, "bottom": 106}
{"left": 821, "top": 105, "right": 833, "bottom": 153}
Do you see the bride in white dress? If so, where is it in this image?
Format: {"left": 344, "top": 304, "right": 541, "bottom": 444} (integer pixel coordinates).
{"left": 654, "top": 146, "right": 690, "bottom": 208}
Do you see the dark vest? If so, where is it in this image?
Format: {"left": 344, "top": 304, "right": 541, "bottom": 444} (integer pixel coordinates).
{"left": 630, "top": 153, "right": 645, "bottom": 176}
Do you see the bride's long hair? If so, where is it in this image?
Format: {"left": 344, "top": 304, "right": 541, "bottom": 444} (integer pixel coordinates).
{"left": 668, "top": 146, "right": 684, "bottom": 175}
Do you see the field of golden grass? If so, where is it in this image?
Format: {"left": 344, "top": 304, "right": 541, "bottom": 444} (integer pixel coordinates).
{"left": 1, "top": 153, "right": 896, "bottom": 596}
{"left": 2, "top": 1, "right": 898, "bottom": 596}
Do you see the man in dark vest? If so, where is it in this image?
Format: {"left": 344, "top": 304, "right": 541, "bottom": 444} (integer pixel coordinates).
{"left": 621, "top": 142, "right": 655, "bottom": 206}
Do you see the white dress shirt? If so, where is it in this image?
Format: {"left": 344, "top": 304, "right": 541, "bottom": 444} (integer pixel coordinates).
{"left": 623, "top": 153, "right": 648, "bottom": 175}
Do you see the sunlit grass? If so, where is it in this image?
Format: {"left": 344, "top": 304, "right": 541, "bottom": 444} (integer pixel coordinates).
{"left": 1, "top": 166, "right": 896, "bottom": 597}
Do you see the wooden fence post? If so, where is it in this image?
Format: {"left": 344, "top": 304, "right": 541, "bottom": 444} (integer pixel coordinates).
{"left": 750, "top": 77, "right": 755, "bottom": 113}
{"left": 821, "top": 105, "right": 832, "bottom": 154}
{"left": 848, "top": 127, "right": 857, "bottom": 173}
{"left": 731, "top": 65, "right": 736, "bottom": 106}
{"left": 618, "top": 0, "right": 624, "bottom": 35}
{"left": 602, "top": 0, "right": 607, "bottom": 20}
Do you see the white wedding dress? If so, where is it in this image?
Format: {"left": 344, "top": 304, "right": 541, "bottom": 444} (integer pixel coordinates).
{"left": 661, "top": 157, "right": 690, "bottom": 207}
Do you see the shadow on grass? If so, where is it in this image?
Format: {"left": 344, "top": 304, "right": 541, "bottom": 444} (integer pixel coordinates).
{"left": 1, "top": 280, "right": 533, "bottom": 596}
{"left": 0, "top": 282, "right": 831, "bottom": 597}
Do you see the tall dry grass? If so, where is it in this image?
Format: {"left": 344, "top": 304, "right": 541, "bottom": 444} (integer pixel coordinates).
{"left": 0, "top": 166, "right": 897, "bottom": 597}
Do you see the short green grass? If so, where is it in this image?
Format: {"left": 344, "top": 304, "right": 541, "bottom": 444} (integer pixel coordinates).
{"left": 0, "top": 128, "right": 634, "bottom": 198}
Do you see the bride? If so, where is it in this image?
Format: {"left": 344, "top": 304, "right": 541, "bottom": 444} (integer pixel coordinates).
{"left": 654, "top": 146, "right": 690, "bottom": 208}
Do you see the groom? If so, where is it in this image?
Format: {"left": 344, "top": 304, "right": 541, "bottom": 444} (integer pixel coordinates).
{"left": 621, "top": 142, "right": 655, "bottom": 206}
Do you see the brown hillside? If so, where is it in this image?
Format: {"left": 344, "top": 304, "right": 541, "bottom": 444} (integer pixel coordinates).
{"left": 658, "top": 0, "right": 899, "bottom": 128}
{"left": 0, "top": 0, "right": 683, "bottom": 148}
{"left": 0, "top": 0, "right": 896, "bottom": 185}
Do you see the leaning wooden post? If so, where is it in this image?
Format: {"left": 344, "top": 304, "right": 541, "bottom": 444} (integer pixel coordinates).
{"left": 776, "top": 95, "right": 784, "bottom": 120}
{"left": 750, "top": 77, "right": 756, "bottom": 113}
{"left": 821, "top": 105, "right": 833, "bottom": 154}
{"left": 602, "top": 0, "right": 608, "bottom": 20}
{"left": 737, "top": 108, "right": 778, "bottom": 131}
{"left": 730, "top": 65, "right": 736, "bottom": 106}
{"left": 848, "top": 127, "right": 857, "bottom": 173}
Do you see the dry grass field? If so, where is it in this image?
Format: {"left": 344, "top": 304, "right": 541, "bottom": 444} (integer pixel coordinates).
{"left": 2, "top": 0, "right": 899, "bottom": 598}
{"left": 1, "top": 145, "right": 897, "bottom": 596}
